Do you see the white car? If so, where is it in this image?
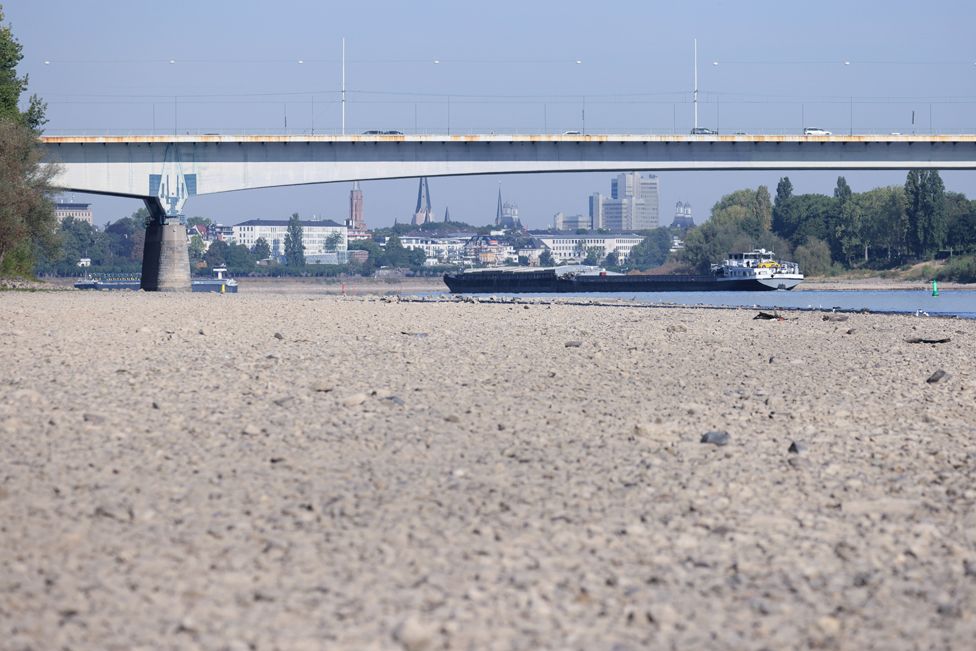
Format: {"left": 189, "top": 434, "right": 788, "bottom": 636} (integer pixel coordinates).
{"left": 803, "top": 127, "right": 831, "bottom": 136}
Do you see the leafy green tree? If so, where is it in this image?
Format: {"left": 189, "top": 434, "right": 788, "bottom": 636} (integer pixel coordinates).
{"left": 905, "top": 169, "right": 947, "bottom": 258}
{"left": 407, "top": 247, "right": 427, "bottom": 267}
{"left": 104, "top": 214, "right": 145, "bottom": 262}
{"left": 0, "top": 119, "right": 57, "bottom": 274}
{"left": 604, "top": 250, "right": 619, "bottom": 267}
{"left": 754, "top": 185, "right": 773, "bottom": 232}
{"left": 793, "top": 237, "right": 832, "bottom": 277}
{"left": 325, "top": 232, "right": 343, "bottom": 252}
{"left": 832, "top": 176, "right": 863, "bottom": 265}
{"left": 204, "top": 239, "right": 229, "bottom": 267}
{"left": 1, "top": 6, "right": 45, "bottom": 131}
{"left": 252, "top": 236, "right": 271, "bottom": 260}
{"left": 628, "top": 228, "right": 672, "bottom": 269}
{"left": 224, "top": 242, "right": 256, "bottom": 274}
{"left": 382, "top": 235, "right": 408, "bottom": 267}
{"left": 772, "top": 177, "right": 799, "bottom": 241}
{"left": 858, "top": 186, "right": 907, "bottom": 261}
{"left": 539, "top": 248, "right": 555, "bottom": 266}
{"left": 188, "top": 235, "right": 206, "bottom": 265}
{"left": 946, "top": 194, "right": 976, "bottom": 253}
{"left": 186, "top": 216, "right": 213, "bottom": 229}
{"left": 582, "top": 246, "right": 603, "bottom": 265}
{"left": 284, "top": 213, "right": 305, "bottom": 267}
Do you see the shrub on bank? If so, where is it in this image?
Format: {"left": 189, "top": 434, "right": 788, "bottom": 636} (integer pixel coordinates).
{"left": 936, "top": 255, "right": 976, "bottom": 283}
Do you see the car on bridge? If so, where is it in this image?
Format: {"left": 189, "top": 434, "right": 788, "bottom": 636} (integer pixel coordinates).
{"left": 803, "top": 127, "right": 832, "bottom": 136}
{"left": 690, "top": 127, "right": 717, "bottom": 135}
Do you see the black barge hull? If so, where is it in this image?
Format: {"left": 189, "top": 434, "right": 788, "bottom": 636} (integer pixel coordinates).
{"left": 443, "top": 270, "right": 796, "bottom": 293}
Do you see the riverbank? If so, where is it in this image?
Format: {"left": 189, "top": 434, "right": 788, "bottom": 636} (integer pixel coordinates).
{"left": 1, "top": 293, "right": 974, "bottom": 649}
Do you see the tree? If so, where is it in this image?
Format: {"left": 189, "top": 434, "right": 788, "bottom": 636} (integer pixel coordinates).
{"left": 188, "top": 235, "right": 206, "bottom": 265}
{"left": 831, "top": 177, "right": 862, "bottom": 265}
{"left": 793, "top": 237, "right": 832, "bottom": 277}
{"left": 284, "top": 213, "right": 305, "bottom": 267}
{"left": 628, "top": 228, "right": 672, "bottom": 269}
{"left": 1, "top": 6, "right": 46, "bottom": 131}
{"left": 186, "top": 216, "right": 213, "bottom": 229}
{"left": 324, "top": 232, "right": 343, "bottom": 252}
{"left": 224, "top": 243, "right": 256, "bottom": 274}
{"left": 539, "top": 248, "right": 555, "bottom": 266}
{"left": 754, "top": 185, "right": 773, "bottom": 232}
{"left": 772, "top": 177, "right": 797, "bottom": 241}
{"left": 407, "top": 247, "right": 426, "bottom": 267}
{"left": 858, "top": 186, "right": 907, "bottom": 261}
{"left": 204, "top": 239, "right": 229, "bottom": 267}
{"left": 905, "top": 169, "right": 947, "bottom": 258}
{"left": 604, "top": 250, "right": 619, "bottom": 267}
{"left": 0, "top": 119, "right": 57, "bottom": 274}
{"left": 252, "top": 237, "right": 271, "bottom": 260}
{"left": 582, "top": 246, "right": 603, "bottom": 266}
{"left": 381, "top": 235, "right": 408, "bottom": 267}
{"left": 946, "top": 194, "right": 976, "bottom": 253}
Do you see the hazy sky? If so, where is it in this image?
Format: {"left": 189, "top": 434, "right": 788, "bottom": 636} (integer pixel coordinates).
{"left": 6, "top": 0, "right": 976, "bottom": 227}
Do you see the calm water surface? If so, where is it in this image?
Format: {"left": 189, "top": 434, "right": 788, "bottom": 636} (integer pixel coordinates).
{"left": 441, "top": 289, "right": 976, "bottom": 319}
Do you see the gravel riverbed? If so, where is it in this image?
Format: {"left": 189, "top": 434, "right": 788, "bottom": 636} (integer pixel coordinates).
{"left": 1, "top": 292, "right": 975, "bottom": 650}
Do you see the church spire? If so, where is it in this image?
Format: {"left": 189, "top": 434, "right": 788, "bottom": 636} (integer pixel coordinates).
{"left": 496, "top": 184, "right": 503, "bottom": 226}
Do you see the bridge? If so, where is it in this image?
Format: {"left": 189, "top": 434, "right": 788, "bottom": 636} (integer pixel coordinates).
{"left": 41, "top": 133, "right": 976, "bottom": 290}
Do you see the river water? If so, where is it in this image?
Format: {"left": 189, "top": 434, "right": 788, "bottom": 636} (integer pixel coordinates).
{"left": 444, "top": 289, "right": 976, "bottom": 318}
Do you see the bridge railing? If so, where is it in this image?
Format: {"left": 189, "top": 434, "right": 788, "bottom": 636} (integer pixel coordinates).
{"left": 39, "top": 126, "right": 976, "bottom": 137}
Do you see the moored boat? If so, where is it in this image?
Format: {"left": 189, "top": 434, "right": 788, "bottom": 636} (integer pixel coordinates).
{"left": 443, "top": 249, "right": 803, "bottom": 293}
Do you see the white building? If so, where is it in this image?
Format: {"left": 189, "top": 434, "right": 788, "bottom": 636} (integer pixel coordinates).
{"left": 535, "top": 233, "right": 645, "bottom": 263}
{"left": 553, "top": 212, "right": 591, "bottom": 231}
{"left": 232, "top": 219, "right": 347, "bottom": 258}
{"left": 54, "top": 201, "right": 93, "bottom": 225}
{"left": 399, "top": 235, "right": 471, "bottom": 265}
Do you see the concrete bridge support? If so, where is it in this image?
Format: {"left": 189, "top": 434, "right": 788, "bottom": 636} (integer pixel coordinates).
{"left": 140, "top": 198, "right": 190, "bottom": 292}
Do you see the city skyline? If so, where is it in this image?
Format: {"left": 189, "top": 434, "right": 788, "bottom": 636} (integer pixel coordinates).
{"left": 7, "top": 0, "right": 976, "bottom": 227}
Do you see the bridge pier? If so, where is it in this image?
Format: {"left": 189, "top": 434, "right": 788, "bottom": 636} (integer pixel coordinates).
{"left": 140, "top": 198, "right": 191, "bottom": 292}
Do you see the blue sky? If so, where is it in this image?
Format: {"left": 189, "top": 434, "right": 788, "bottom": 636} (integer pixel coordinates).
{"left": 7, "top": 0, "right": 976, "bottom": 227}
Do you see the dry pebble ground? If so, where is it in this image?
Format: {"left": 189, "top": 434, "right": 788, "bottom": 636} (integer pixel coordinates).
{"left": 1, "top": 292, "right": 975, "bottom": 651}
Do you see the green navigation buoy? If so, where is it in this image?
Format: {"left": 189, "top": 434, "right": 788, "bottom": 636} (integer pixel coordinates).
{"left": 932, "top": 279, "right": 939, "bottom": 297}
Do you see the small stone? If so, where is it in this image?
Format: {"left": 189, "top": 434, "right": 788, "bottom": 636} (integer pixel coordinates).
{"left": 822, "top": 314, "right": 849, "bottom": 322}
{"left": 392, "top": 616, "right": 437, "bottom": 651}
{"left": 311, "top": 381, "right": 334, "bottom": 393}
{"left": 198, "top": 329, "right": 206, "bottom": 335}
{"left": 565, "top": 341, "right": 583, "bottom": 348}
{"left": 845, "top": 328, "right": 855, "bottom": 335}
{"left": 815, "top": 615, "right": 841, "bottom": 638}
{"left": 342, "top": 393, "right": 368, "bottom": 407}
{"left": 273, "top": 332, "right": 284, "bottom": 340}
{"left": 82, "top": 413, "right": 105, "bottom": 425}
{"left": 788, "top": 441, "right": 806, "bottom": 454}
{"left": 241, "top": 424, "right": 260, "bottom": 436}
{"left": 927, "top": 369, "right": 948, "bottom": 384}
{"left": 666, "top": 324, "right": 687, "bottom": 333}
{"left": 700, "top": 430, "right": 730, "bottom": 446}
{"left": 152, "top": 401, "right": 160, "bottom": 410}
{"left": 444, "top": 414, "right": 460, "bottom": 423}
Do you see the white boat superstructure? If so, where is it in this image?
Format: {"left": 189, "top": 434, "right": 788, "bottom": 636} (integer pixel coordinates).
{"left": 713, "top": 249, "right": 804, "bottom": 290}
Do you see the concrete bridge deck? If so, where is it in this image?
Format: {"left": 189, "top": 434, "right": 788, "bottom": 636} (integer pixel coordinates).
{"left": 40, "top": 133, "right": 976, "bottom": 291}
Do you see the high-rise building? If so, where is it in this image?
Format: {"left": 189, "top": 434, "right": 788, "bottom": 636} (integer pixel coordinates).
{"left": 495, "top": 185, "right": 521, "bottom": 229}
{"left": 600, "top": 172, "right": 659, "bottom": 230}
{"left": 348, "top": 181, "right": 365, "bottom": 231}
{"left": 412, "top": 177, "right": 435, "bottom": 225}
{"left": 588, "top": 192, "right": 605, "bottom": 230}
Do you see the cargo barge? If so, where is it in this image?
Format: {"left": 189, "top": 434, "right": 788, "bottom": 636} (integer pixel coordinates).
{"left": 444, "top": 249, "right": 803, "bottom": 293}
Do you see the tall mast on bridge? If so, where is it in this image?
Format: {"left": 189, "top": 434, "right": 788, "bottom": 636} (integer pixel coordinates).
{"left": 341, "top": 37, "right": 346, "bottom": 135}
{"left": 693, "top": 38, "right": 699, "bottom": 131}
